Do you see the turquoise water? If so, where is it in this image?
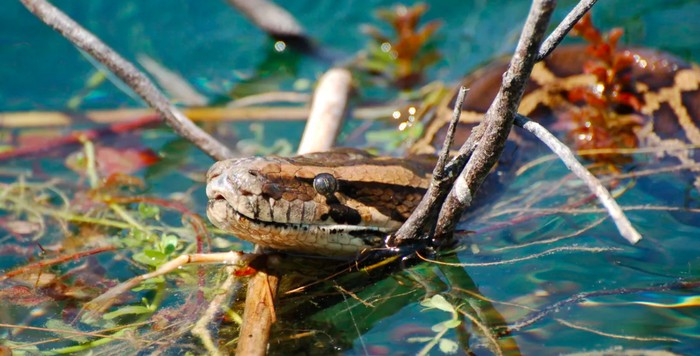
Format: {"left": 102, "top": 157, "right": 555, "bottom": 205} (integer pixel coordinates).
{"left": 2, "top": 0, "right": 700, "bottom": 354}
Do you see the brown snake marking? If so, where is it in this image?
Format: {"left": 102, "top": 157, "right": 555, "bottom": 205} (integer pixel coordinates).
{"left": 206, "top": 45, "right": 700, "bottom": 256}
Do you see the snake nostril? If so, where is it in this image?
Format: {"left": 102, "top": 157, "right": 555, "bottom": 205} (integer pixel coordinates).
{"left": 208, "top": 172, "right": 220, "bottom": 182}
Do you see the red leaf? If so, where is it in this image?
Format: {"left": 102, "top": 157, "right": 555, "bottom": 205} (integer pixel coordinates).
{"left": 95, "top": 147, "right": 160, "bottom": 176}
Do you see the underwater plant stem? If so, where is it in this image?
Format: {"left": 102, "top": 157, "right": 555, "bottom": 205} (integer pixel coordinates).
{"left": 109, "top": 203, "right": 149, "bottom": 234}
{"left": 0, "top": 246, "right": 116, "bottom": 282}
{"left": 81, "top": 139, "right": 99, "bottom": 188}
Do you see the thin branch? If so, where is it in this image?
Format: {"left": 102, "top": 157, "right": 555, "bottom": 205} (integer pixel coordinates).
{"left": 390, "top": 87, "right": 468, "bottom": 245}
{"left": 435, "top": 87, "right": 470, "bottom": 179}
{"left": 19, "top": 0, "right": 233, "bottom": 161}
{"left": 434, "top": 0, "right": 557, "bottom": 240}
{"left": 513, "top": 114, "right": 641, "bottom": 243}
{"left": 537, "top": 0, "right": 598, "bottom": 61}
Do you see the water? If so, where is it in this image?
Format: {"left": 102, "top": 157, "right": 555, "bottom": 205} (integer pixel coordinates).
{"left": 1, "top": 0, "right": 700, "bottom": 354}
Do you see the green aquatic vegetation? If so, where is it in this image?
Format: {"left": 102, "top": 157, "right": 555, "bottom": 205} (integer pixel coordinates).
{"left": 410, "top": 294, "right": 461, "bottom": 355}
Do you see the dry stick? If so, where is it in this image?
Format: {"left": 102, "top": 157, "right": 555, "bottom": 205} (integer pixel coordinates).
{"left": 390, "top": 87, "right": 469, "bottom": 244}
{"left": 513, "top": 114, "right": 641, "bottom": 243}
{"left": 236, "top": 68, "right": 352, "bottom": 356}
{"left": 537, "top": 0, "right": 598, "bottom": 61}
{"left": 434, "top": 0, "right": 557, "bottom": 240}
{"left": 19, "top": 0, "right": 233, "bottom": 161}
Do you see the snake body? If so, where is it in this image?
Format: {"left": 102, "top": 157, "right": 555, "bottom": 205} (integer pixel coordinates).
{"left": 206, "top": 45, "right": 700, "bottom": 256}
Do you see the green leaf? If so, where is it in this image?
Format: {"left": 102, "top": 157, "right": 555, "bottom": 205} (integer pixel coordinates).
{"left": 431, "top": 318, "right": 461, "bottom": 333}
{"left": 160, "top": 234, "right": 179, "bottom": 255}
{"left": 132, "top": 250, "right": 166, "bottom": 267}
{"left": 138, "top": 203, "right": 160, "bottom": 220}
{"left": 103, "top": 305, "right": 153, "bottom": 320}
{"left": 429, "top": 294, "right": 455, "bottom": 313}
{"left": 432, "top": 321, "right": 447, "bottom": 333}
{"left": 443, "top": 319, "right": 461, "bottom": 329}
{"left": 438, "top": 338, "right": 459, "bottom": 354}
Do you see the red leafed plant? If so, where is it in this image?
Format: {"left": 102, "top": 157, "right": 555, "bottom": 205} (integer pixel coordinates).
{"left": 565, "top": 13, "right": 645, "bottom": 165}
{"left": 361, "top": 3, "right": 442, "bottom": 89}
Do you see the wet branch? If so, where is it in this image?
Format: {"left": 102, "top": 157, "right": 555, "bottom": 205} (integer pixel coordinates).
{"left": 19, "top": 0, "right": 233, "bottom": 161}
{"left": 537, "top": 0, "right": 598, "bottom": 60}
{"left": 434, "top": 0, "right": 557, "bottom": 239}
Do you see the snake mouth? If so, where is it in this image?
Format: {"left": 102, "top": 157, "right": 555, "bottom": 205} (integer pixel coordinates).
{"left": 206, "top": 196, "right": 390, "bottom": 256}
{"left": 207, "top": 197, "right": 387, "bottom": 235}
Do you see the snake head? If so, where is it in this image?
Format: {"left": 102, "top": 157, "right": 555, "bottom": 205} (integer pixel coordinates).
{"left": 205, "top": 149, "right": 431, "bottom": 256}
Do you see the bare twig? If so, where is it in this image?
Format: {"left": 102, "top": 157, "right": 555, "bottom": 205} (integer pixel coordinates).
{"left": 390, "top": 87, "right": 469, "bottom": 244}
{"left": 537, "top": 0, "right": 598, "bottom": 61}
{"left": 513, "top": 114, "right": 641, "bottom": 243}
{"left": 19, "top": 0, "right": 233, "bottom": 161}
{"left": 435, "top": 87, "right": 470, "bottom": 179}
{"left": 236, "top": 255, "right": 280, "bottom": 356}
{"left": 434, "top": 0, "right": 557, "bottom": 240}
{"left": 393, "top": 0, "right": 605, "bottom": 245}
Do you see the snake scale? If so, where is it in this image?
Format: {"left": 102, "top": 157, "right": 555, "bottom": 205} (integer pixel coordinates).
{"left": 206, "top": 44, "right": 700, "bottom": 256}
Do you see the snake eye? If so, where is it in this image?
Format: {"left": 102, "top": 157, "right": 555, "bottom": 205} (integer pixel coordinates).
{"left": 313, "top": 173, "right": 338, "bottom": 197}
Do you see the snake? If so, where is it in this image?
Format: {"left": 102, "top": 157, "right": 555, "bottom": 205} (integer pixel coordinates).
{"left": 205, "top": 44, "right": 700, "bottom": 256}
